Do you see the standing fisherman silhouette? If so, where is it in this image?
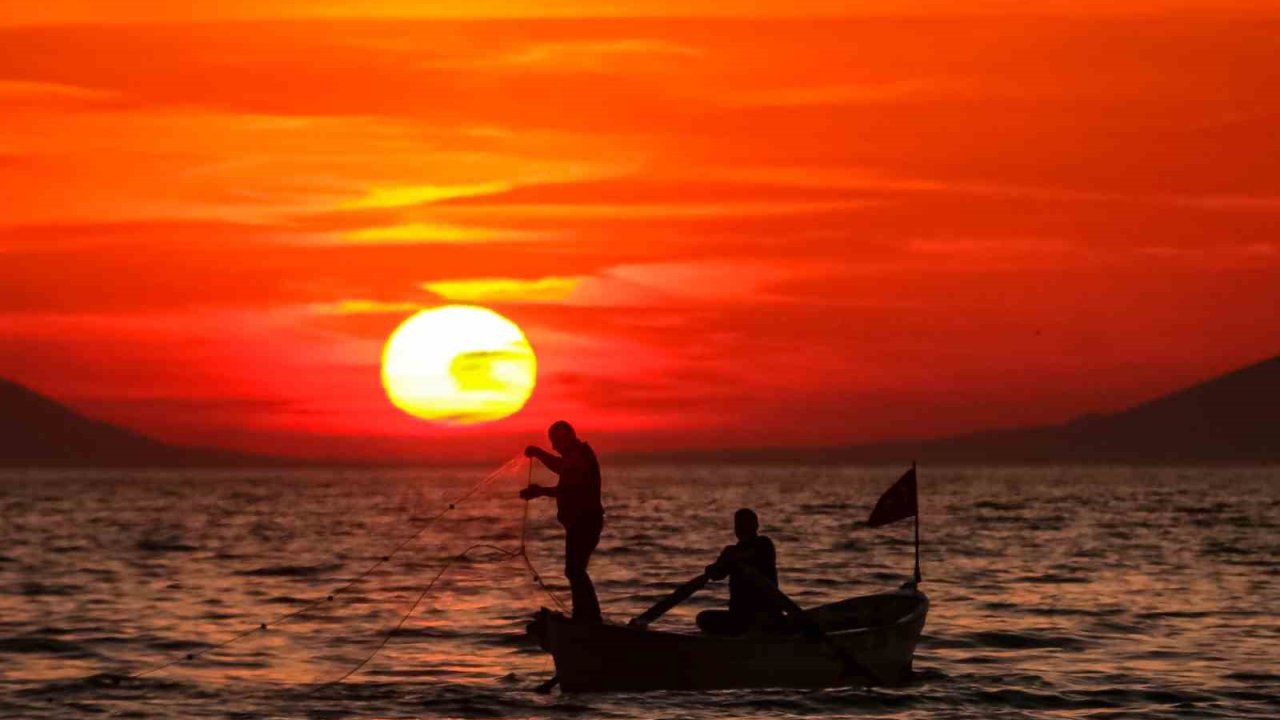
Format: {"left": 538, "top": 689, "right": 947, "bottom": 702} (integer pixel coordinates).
{"left": 520, "top": 421, "right": 605, "bottom": 623}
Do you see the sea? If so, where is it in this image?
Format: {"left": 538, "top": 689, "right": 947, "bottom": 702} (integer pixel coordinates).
{"left": 0, "top": 464, "right": 1276, "bottom": 719}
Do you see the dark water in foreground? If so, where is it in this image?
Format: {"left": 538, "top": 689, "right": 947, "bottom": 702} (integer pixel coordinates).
{"left": 0, "top": 465, "right": 1276, "bottom": 719}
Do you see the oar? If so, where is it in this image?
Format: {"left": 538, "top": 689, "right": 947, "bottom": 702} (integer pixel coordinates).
{"left": 628, "top": 573, "right": 710, "bottom": 628}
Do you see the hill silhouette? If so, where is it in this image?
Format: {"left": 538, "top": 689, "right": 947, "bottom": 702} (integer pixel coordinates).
{"left": 644, "top": 355, "right": 1280, "bottom": 465}
{"left": 0, "top": 379, "right": 273, "bottom": 467}
{"left": 2, "top": 355, "right": 1277, "bottom": 467}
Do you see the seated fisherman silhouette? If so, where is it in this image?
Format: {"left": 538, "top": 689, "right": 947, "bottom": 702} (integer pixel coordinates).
{"left": 696, "top": 508, "right": 783, "bottom": 636}
{"left": 520, "top": 421, "right": 605, "bottom": 623}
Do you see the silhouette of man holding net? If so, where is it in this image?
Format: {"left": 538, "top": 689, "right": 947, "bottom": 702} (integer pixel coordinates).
{"left": 520, "top": 421, "right": 605, "bottom": 623}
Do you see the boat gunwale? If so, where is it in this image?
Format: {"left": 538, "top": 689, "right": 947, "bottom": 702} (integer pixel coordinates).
{"left": 544, "top": 587, "right": 929, "bottom": 643}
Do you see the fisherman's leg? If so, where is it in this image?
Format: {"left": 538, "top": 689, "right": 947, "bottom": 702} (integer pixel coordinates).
{"left": 573, "top": 518, "right": 602, "bottom": 621}
{"left": 564, "top": 519, "right": 603, "bottom": 622}
{"left": 696, "top": 610, "right": 748, "bottom": 636}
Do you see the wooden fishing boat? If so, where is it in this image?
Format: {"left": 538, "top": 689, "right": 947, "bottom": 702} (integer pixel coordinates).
{"left": 526, "top": 586, "right": 928, "bottom": 692}
{"left": 527, "top": 467, "right": 931, "bottom": 692}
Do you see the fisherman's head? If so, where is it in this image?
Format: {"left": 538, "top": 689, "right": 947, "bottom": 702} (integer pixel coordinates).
{"left": 548, "top": 420, "right": 577, "bottom": 453}
{"left": 734, "top": 508, "right": 759, "bottom": 541}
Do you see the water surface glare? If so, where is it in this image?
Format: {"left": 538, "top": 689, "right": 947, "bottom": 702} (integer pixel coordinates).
{"left": 1, "top": 465, "right": 1277, "bottom": 718}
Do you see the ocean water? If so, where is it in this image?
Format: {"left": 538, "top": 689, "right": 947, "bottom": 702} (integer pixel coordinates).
{"left": 0, "top": 464, "right": 1276, "bottom": 719}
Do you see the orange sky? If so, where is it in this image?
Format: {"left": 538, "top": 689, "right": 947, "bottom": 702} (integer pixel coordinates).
{"left": 1, "top": 4, "right": 1277, "bottom": 461}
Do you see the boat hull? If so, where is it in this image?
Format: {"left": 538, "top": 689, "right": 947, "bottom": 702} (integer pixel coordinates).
{"left": 528, "top": 589, "right": 928, "bottom": 692}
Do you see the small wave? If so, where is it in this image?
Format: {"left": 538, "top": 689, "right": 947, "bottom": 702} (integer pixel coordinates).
{"left": 0, "top": 635, "right": 98, "bottom": 657}
{"left": 1087, "top": 618, "right": 1147, "bottom": 634}
{"left": 786, "top": 576, "right": 843, "bottom": 589}
{"left": 137, "top": 538, "right": 199, "bottom": 553}
{"left": 798, "top": 502, "right": 851, "bottom": 512}
{"left": 597, "top": 545, "right": 646, "bottom": 556}
{"left": 212, "top": 551, "right": 252, "bottom": 560}
{"left": 1136, "top": 609, "right": 1212, "bottom": 620}
{"left": 21, "top": 672, "right": 195, "bottom": 698}
{"left": 144, "top": 637, "right": 213, "bottom": 652}
{"left": 303, "top": 679, "right": 571, "bottom": 717}
{"left": 1224, "top": 671, "right": 1280, "bottom": 683}
{"left": 475, "top": 631, "right": 530, "bottom": 649}
{"left": 14, "top": 581, "right": 80, "bottom": 597}
{"left": 975, "top": 500, "right": 1025, "bottom": 511}
{"left": 1022, "top": 605, "right": 1123, "bottom": 618}
{"left": 927, "top": 630, "right": 1089, "bottom": 651}
{"left": 965, "top": 687, "right": 1102, "bottom": 710}
{"left": 199, "top": 611, "right": 238, "bottom": 621}
{"left": 950, "top": 653, "right": 1004, "bottom": 664}
{"left": 236, "top": 563, "right": 343, "bottom": 577}
{"left": 1139, "top": 649, "right": 1202, "bottom": 662}
{"left": 1016, "top": 573, "right": 1090, "bottom": 584}
{"left": 1202, "top": 542, "right": 1252, "bottom": 556}
{"left": 1176, "top": 503, "right": 1232, "bottom": 515}
{"left": 79, "top": 634, "right": 135, "bottom": 646}
{"left": 388, "top": 627, "right": 464, "bottom": 640}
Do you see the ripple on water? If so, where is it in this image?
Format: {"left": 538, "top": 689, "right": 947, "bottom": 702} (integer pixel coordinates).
{"left": 0, "top": 635, "right": 99, "bottom": 658}
{"left": 927, "top": 630, "right": 1091, "bottom": 651}
{"left": 235, "top": 563, "right": 344, "bottom": 578}
{"left": 1015, "top": 572, "right": 1092, "bottom": 584}
{"left": 13, "top": 581, "right": 81, "bottom": 597}
{"left": 136, "top": 539, "right": 199, "bottom": 553}
{"left": 1022, "top": 605, "right": 1126, "bottom": 618}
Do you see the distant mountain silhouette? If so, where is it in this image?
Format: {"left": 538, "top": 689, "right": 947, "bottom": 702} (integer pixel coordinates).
{"left": 646, "top": 355, "right": 1280, "bottom": 464}
{"left": 0, "top": 379, "right": 275, "bottom": 467}
{"left": 3, "top": 355, "right": 1277, "bottom": 467}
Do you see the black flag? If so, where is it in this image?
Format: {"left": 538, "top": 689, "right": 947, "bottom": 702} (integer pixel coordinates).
{"left": 867, "top": 467, "right": 917, "bottom": 528}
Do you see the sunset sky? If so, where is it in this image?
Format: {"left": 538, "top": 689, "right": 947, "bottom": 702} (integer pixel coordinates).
{"left": 1, "top": 3, "right": 1277, "bottom": 461}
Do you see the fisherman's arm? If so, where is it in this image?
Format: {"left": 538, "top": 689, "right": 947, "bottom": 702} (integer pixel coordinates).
{"left": 518, "top": 446, "right": 565, "bottom": 499}
{"left": 524, "top": 446, "right": 564, "bottom": 474}
{"left": 519, "top": 479, "right": 560, "bottom": 499}
{"left": 705, "top": 546, "right": 735, "bottom": 580}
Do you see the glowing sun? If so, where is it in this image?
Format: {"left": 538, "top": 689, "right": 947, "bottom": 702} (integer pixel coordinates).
{"left": 381, "top": 305, "right": 537, "bottom": 424}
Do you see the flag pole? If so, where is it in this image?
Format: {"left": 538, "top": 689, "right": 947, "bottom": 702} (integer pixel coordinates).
{"left": 912, "top": 460, "right": 921, "bottom": 586}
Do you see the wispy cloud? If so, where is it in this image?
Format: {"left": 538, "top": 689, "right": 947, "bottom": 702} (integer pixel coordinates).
{"left": 498, "top": 38, "right": 701, "bottom": 71}
{"left": 341, "top": 182, "right": 513, "bottom": 209}
{"left": 312, "top": 300, "right": 427, "bottom": 315}
{"left": 340, "top": 223, "right": 535, "bottom": 244}
{"left": 424, "top": 276, "right": 582, "bottom": 303}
